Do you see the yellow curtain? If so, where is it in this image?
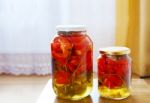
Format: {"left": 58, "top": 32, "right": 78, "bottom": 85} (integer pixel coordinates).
{"left": 115, "top": 0, "right": 150, "bottom": 77}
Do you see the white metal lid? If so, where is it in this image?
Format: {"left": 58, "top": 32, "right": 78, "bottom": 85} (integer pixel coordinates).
{"left": 56, "top": 25, "right": 86, "bottom": 32}
{"left": 99, "top": 46, "right": 131, "bottom": 55}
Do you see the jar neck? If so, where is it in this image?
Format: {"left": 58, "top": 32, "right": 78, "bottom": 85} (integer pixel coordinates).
{"left": 101, "top": 53, "right": 129, "bottom": 60}
{"left": 57, "top": 31, "right": 86, "bottom": 36}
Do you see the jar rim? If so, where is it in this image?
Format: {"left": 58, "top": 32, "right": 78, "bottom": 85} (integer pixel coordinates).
{"left": 99, "top": 46, "right": 131, "bottom": 55}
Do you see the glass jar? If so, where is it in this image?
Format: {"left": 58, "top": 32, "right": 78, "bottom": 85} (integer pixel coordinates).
{"left": 51, "top": 25, "right": 93, "bottom": 100}
{"left": 97, "top": 47, "right": 131, "bottom": 100}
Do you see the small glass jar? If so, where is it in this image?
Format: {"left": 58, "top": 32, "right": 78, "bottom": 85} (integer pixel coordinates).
{"left": 97, "top": 47, "right": 131, "bottom": 100}
{"left": 51, "top": 25, "right": 93, "bottom": 100}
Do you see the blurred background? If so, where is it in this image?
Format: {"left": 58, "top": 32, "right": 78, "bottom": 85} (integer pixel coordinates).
{"left": 0, "top": 0, "right": 149, "bottom": 77}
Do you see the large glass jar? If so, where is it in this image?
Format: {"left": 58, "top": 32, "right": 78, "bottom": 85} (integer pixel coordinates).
{"left": 51, "top": 25, "right": 93, "bottom": 100}
{"left": 97, "top": 47, "right": 131, "bottom": 100}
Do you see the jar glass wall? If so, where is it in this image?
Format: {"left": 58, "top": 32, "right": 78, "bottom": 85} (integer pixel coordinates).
{"left": 51, "top": 25, "right": 93, "bottom": 100}
{"left": 97, "top": 47, "right": 131, "bottom": 100}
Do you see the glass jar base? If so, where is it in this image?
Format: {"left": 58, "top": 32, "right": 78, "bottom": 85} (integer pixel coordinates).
{"left": 100, "top": 96, "right": 130, "bottom": 100}
{"left": 54, "top": 86, "right": 92, "bottom": 100}
{"left": 99, "top": 86, "right": 131, "bottom": 100}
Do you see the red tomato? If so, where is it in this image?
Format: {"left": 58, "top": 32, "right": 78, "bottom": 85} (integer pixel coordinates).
{"left": 51, "top": 51, "right": 66, "bottom": 65}
{"left": 67, "top": 35, "right": 85, "bottom": 44}
{"left": 115, "top": 59, "right": 129, "bottom": 76}
{"left": 51, "top": 36, "right": 72, "bottom": 64}
{"left": 68, "top": 35, "right": 92, "bottom": 56}
{"left": 86, "top": 50, "right": 93, "bottom": 72}
{"left": 103, "top": 75, "right": 123, "bottom": 89}
{"left": 67, "top": 56, "right": 80, "bottom": 72}
{"left": 106, "top": 58, "right": 116, "bottom": 74}
{"left": 74, "top": 64, "right": 86, "bottom": 76}
{"left": 55, "top": 71, "right": 71, "bottom": 84}
{"left": 98, "top": 56, "right": 107, "bottom": 78}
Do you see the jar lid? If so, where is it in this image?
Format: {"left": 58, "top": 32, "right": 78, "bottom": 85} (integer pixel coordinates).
{"left": 56, "top": 25, "right": 86, "bottom": 32}
{"left": 99, "top": 46, "right": 131, "bottom": 55}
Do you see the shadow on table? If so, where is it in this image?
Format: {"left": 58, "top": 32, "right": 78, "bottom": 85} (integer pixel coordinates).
{"left": 54, "top": 96, "right": 93, "bottom": 103}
